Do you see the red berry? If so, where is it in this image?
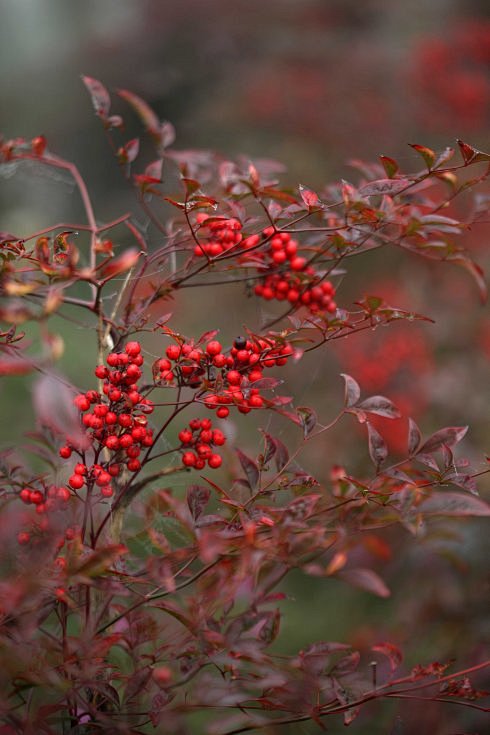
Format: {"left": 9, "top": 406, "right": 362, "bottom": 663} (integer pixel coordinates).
{"left": 20, "top": 488, "right": 31, "bottom": 503}
{"left": 208, "top": 454, "right": 222, "bottom": 469}
{"left": 290, "top": 256, "right": 306, "bottom": 271}
{"left": 182, "top": 451, "right": 197, "bottom": 467}
{"left": 206, "top": 340, "right": 222, "bottom": 356}
{"left": 95, "top": 365, "right": 108, "bottom": 379}
{"left": 74, "top": 463, "right": 87, "bottom": 475}
{"left": 101, "top": 486, "right": 113, "bottom": 498}
{"left": 95, "top": 471, "right": 111, "bottom": 487}
{"left": 74, "top": 394, "right": 90, "bottom": 412}
{"left": 216, "top": 406, "right": 230, "bottom": 419}
{"left": 59, "top": 446, "right": 72, "bottom": 459}
{"left": 166, "top": 344, "right": 181, "bottom": 361}
{"left": 17, "top": 531, "right": 30, "bottom": 545}
{"left": 69, "top": 474, "right": 84, "bottom": 490}
{"left": 125, "top": 341, "right": 141, "bottom": 357}
{"left": 105, "top": 435, "right": 120, "bottom": 450}
{"left": 119, "top": 434, "right": 133, "bottom": 449}
{"left": 179, "top": 429, "right": 193, "bottom": 444}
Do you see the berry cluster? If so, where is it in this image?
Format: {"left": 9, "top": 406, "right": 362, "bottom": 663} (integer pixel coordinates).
{"left": 179, "top": 418, "right": 226, "bottom": 469}
{"left": 59, "top": 341, "right": 154, "bottom": 498}
{"left": 192, "top": 213, "right": 243, "bottom": 257}
{"left": 251, "top": 228, "right": 337, "bottom": 313}
{"left": 155, "top": 335, "right": 293, "bottom": 417}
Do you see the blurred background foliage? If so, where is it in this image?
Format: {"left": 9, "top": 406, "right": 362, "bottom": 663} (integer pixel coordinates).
{"left": 1, "top": 1, "right": 489, "bottom": 732}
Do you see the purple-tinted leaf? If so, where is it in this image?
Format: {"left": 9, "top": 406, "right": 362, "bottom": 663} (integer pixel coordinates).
{"left": 418, "top": 426, "right": 468, "bottom": 455}
{"left": 145, "top": 158, "right": 163, "bottom": 182}
{"left": 118, "top": 88, "right": 160, "bottom": 135}
{"left": 74, "top": 544, "right": 128, "bottom": 578}
{"left": 34, "top": 374, "right": 89, "bottom": 449}
{"left": 249, "top": 377, "right": 283, "bottom": 391}
{"left": 367, "top": 423, "right": 388, "bottom": 469}
{"left": 331, "top": 651, "right": 361, "bottom": 676}
{"left": 236, "top": 448, "right": 259, "bottom": 490}
{"left": 260, "top": 431, "right": 277, "bottom": 465}
{"left": 358, "top": 395, "right": 400, "bottom": 419}
{"left": 297, "top": 406, "right": 317, "bottom": 438}
{"left": 420, "top": 491, "right": 490, "bottom": 517}
{"left": 407, "top": 417, "right": 422, "bottom": 455}
{"left": 338, "top": 568, "right": 390, "bottom": 597}
{"left": 341, "top": 373, "right": 360, "bottom": 407}
{"left": 359, "top": 178, "right": 411, "bottom": 197}
{"left": 187, "top": 485, "right": 210, "bottom": 521}
{"left": 432, "top": 146, "right": 455, "bottom": 169}
{"left": 372, "top": 642, "right": 403, "bottom": 671}
{"left": 273, "top": 436, "right": 289, "bottom": 471}
{"left": 284, "top": 494, "right": 320, "bottom": 523}
{"left": 82, "top": 75, "right": 111, "bottom": 119}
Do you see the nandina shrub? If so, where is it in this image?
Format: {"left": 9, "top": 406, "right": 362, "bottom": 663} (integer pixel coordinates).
{"left": 0, "top": 78, "right": 489, "bottom": 734}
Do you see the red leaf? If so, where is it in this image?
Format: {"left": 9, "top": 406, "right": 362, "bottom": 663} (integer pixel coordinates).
{"left": 145, "top": 159, "right": 163, "bottom": 182}
{"left": 118, "top": 138, "right": 140, "bottom": 165}
{"left": 299, "top": 184, "right": 321, "bottom": 209}
{"left": 338, "top": 568, "right": 390, "bottom": 597}
{"left": 82, "top": 75, "right": 111, "bottom": 120}
{"left": 457, "top": 139, "right": 490, "bottom": 165}
{"left": 99, "top": 248, "right": 141, "bottom": 280}
{"left": 372, "top": 642, "right": 403, "bottom": 671}
{"left": 296, "top": 406, "right": 317, "bottom": 438}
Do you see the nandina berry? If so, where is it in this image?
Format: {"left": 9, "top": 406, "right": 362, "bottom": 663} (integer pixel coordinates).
{"left": 74, "top": 463, "right": 87, "bottom": 475}
{"left": 119, "top": 434, "right": 133, "bottom": 449}
{"left": 208, "top": 454, "right": 222, "bottom": 469}
{"left": 290, "top": 256, "right": 307, "bottom": 271}
{"left": 20, "top": 488, "right": 31, "bottom": 503}
{"left": 107, "top": 353, "right": 119, "bottom": 367}
{"left": 166, "top": 344, "right": 181, "bottom": 360}
{"left": 189, "top": 418, "right": 201, "bottom": 430}
{"left": 57, "top": 487, "right": 71, "bottom": 502}
{"left": 108, "top": 388, "right": 122, "bottom": 402}
{"left": 95, "top": 471, "right": 111, "bottom": 487}
{"left": 126, "top": 446, "right": 140, "bottom": 459}
{"left": 69, "top": 474, "right": 85, "bottom": 490}
{"left": 59, "top": 446, "right": 72, "bottom": 459}
{"left": 216, "top": 406, "right": 229, "bottom": 418}
{"left": 108, "top": 464, "right": 120, "bottom": 477}
{"left": 179, "top": 429, "right": 193, "bottom": 444}
{"left": 125, "top": 341, "right": 141, "bottom": 357}
{"left": 201, "top": 418, "right": 212, "bottom": 430}
{"left": 127, "top": 459, "right": 141, "bottom": 472}
{"left": 182, "top": 451, "right": 197, "bottom": 467}
{"left": 74, "top": 394, "right": 90, "bottom": 411}
{"left": 101, "top": 485, "right": 113, "bottom": 497}
{"left": 95, "top": 365, "right": 109, "bottom": 379}
{"left": 17, "top": 531, "right": 30, "bottom": 545}
{"left": 128, "top": 391, "right": 141, "bottom": 405}
{"left": 213, "top": 353, "right": 227, "bottom": 368}
{"left": 118, "top": 413, "right": 132, "bottom": 428}
{"left": 126, "top": 364, "right": 141, "bottom": 380}
{"left": 29, "top": 490, "right": 44, "bottom": 505}
{"left": 212, "top": 429, "right": 226, "bottom": 445}
{"left": 206, "top": 340, "right": 222, "bottom": 356}
{"left": 248, "top": 394, "right": 264, "bottom": 408}
{"left": 105, "top": 435, "right": 120, "bottom": 450}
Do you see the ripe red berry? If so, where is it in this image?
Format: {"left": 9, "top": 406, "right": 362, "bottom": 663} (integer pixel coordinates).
{"left": 179, "top": 429, "right": 193, "bottom": 444}
{"left": 20, "top": 488, "right": 31, "bottom": 503}
{"left": 74, "top": 463, "right": 87, "bottom": 475}
{"left": 17, "top": 531, "right": 30, "bottom": 545}
{"left": 95, "top": 471, "right": 111, "bottom": 487}
{"left": 125, "top": 341, "right": 141, "bottom": 357}
{"left": 59, "top": 446, "right": 72, "bottom": 459}
{"left": 182, "top": 451, "right": 197, "bottom": 467}
{"left": 74, "top": 394, "right": 90, "bottom": 411}
{"left": 216, "top": 406, "right": 230, "bottom": 419}
{"left": 105, "top": 435, "right": 120, "bottom": 450}
{"left": 95, "top": 365, "right": 109, "bottom": 379}
{"left": 101, "top": 485, "right": 113, "bottom": 498}
{"left": 69, "top": 474, "right": 84, "bottom": 490}
{"left": 166, "top": 344, "right": 181, "bottom": 360}
{"left": 206, "top": 340, "right": 222, "bottom": 356}
{"left": 208, "top": 454, "right": 222, "bottom": 469}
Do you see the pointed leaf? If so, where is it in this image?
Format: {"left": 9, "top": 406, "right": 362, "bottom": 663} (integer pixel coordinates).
{"left": 379, "top": 155, "right": 399, "bottom": 179}
{"left": 372, "top": 642, "right": 403, "bottom": 671}
{"left": 299, "top": 184, "right": 321, "bottom": 209}
{"left": 457, "top": 139, "right": 490, "bottom": 165}
{"left": 420, "top": 491, "right": 490, "bottom": 517}
{"left": 82, "top": 75, "right": 110, "bottom": 119}
{"left": 338, "top": 568, "right": 390, "bottom": 597}
{"left": 358, "top": 395, "right": 401, "bottom": 419}
{"left": 236, "top": 448, "right": 259, "bottom": 490}
{"left": 187, "top": 485, "right": 210, "bottom": 521}
{"left": 359, "top": 178, "right": 411, "bottom": 197}
{"left": 418, "top": 426, "right": 468, "bottom": 455}
{"left": 409, "top": 143, "right": 436, "bottom": 169}
{"left": 296, "top": 406, "right": 317, "bottom": 438}
{"left": 118, "top": 88, "right": 160, "bottom": 135}
{"left": 367, "top": 423, "right": 388, "bottom": 468}
{"left": 407, "top": 417, "right": 422, "bottom": 455}
{"left": 341, "top": 373, "right": 361, "bottom": 408}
